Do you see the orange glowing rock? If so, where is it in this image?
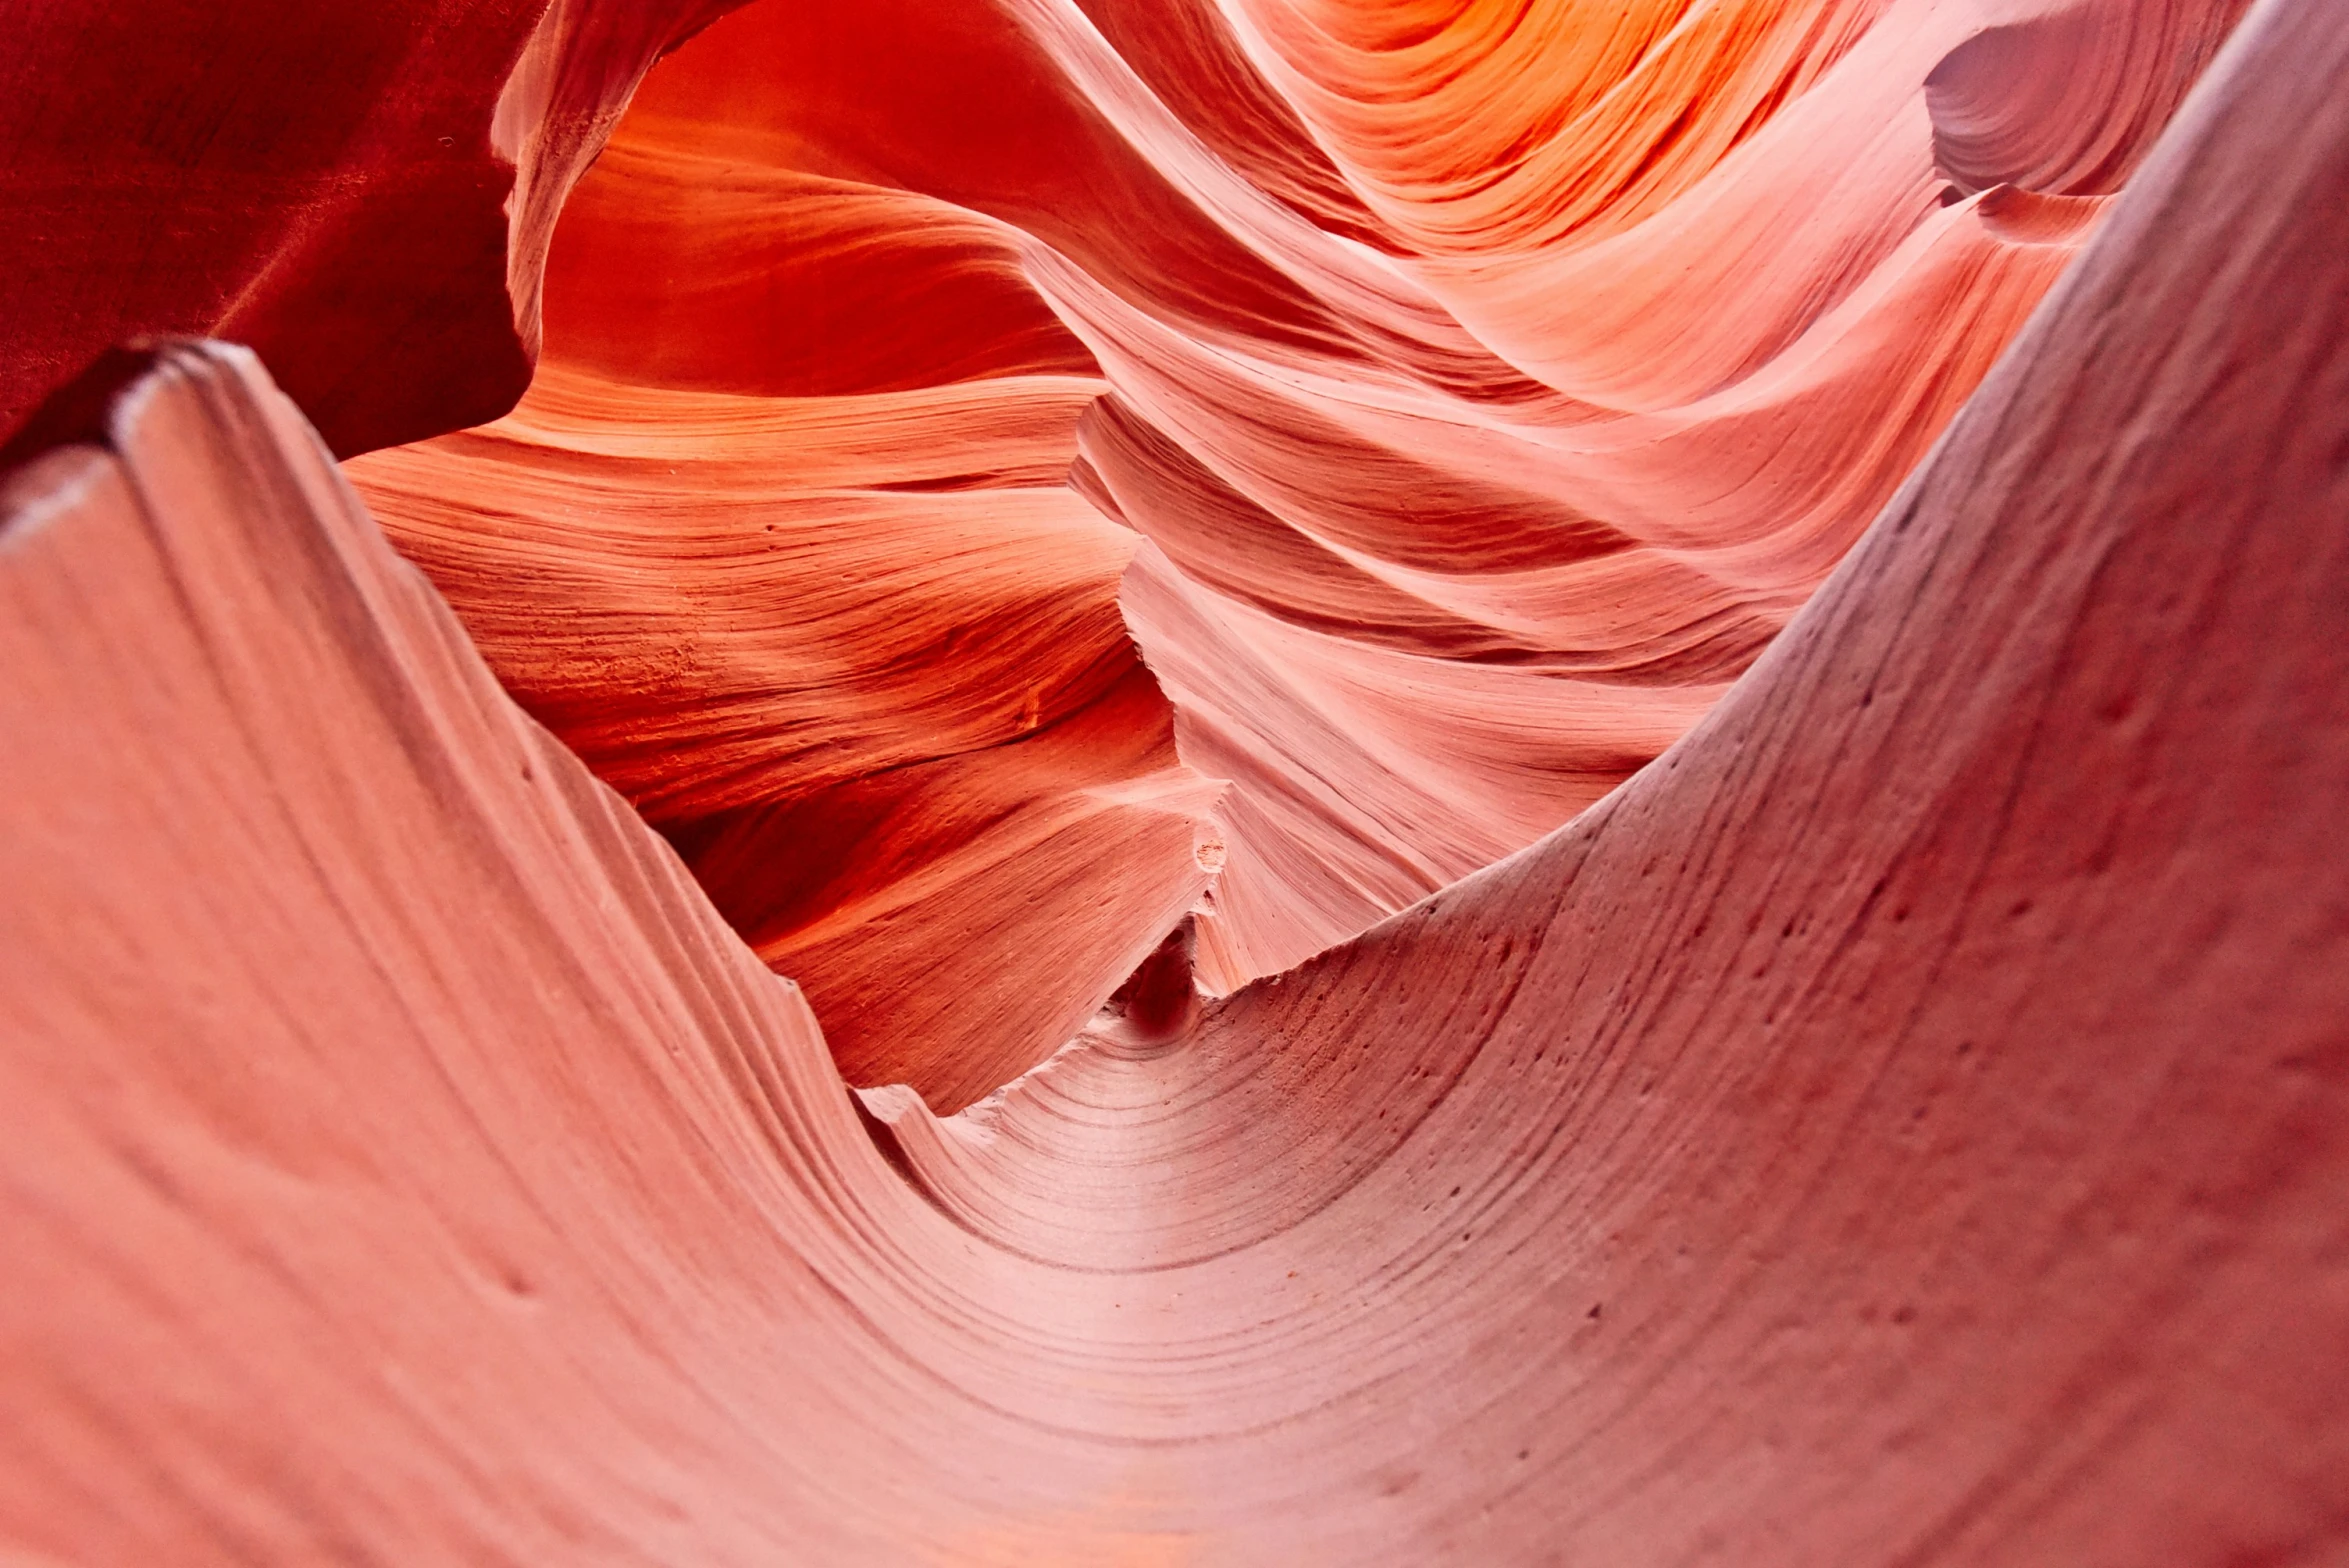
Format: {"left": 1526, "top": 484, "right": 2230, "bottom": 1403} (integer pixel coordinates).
{"left": 352, "top": 0, "right": 2252, "bottom": 1024}
{"left": 2, "top": 0, "right": 2343, "bottom": 1561}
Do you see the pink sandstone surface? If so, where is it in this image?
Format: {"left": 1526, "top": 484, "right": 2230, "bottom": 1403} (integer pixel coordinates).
{"left": 1, "top": 0, "right": 2343, "bottom": 1561}
{"left": 344, "top": 0, "right": 2251, "bottom": 1104}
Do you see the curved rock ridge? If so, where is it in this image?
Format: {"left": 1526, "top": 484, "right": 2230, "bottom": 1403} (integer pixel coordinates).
{"left": 4, "top": 0, "right": 2346, "bottom": 1559}
{"left": 1924, "top": 0, "right": 2253, "bottom": 198}
{"left": 352, "top": 363, "right": 1227, "bottom": 1109}
{"left": 345, "top": 0, "right": 2255, "bottom": 1106}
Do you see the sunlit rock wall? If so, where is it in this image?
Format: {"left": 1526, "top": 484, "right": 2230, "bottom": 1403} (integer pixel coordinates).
{"left": 348, "top": 0, "right": 2249, "bottom": 1105}
{"left": 1, "top": 0, "right": 2342, "bottom": 1562}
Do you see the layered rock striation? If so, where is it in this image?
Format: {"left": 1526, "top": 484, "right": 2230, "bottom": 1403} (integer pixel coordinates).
{"left": 346, "top": 0, "right": 2249, "bottom": 1102}
{"left": 2, "top": 0, "right": 2344, "bottom": 1562}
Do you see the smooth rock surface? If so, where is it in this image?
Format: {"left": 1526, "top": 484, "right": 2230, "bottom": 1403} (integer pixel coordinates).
{"left": 3, "top": 0, "right": 2344, "bottom": 1556}
{"left": 0, "top": 0, "right": 741, "bottom": 457}
{"left": 346, "top": 0, "right": 2254, "bottom": 1106}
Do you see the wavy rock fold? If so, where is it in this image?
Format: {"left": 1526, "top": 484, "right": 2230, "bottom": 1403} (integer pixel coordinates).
{"left": 1, "top": 0, "right": 2344, "bottom": 1561}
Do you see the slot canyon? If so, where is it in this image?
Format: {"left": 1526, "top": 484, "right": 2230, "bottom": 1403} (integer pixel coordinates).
{"left": 2, "top": 0, "right": 2344, "bottom": 1561}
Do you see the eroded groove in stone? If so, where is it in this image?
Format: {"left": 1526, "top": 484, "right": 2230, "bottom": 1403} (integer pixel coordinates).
{"left": 1, "top": 0, "right": 2344, "bottom": 1561}
{"left": 325, "top": 0, "right": 2255, "bottom": 1107}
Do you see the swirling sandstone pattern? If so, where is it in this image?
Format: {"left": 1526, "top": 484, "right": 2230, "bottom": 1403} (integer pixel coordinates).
{"left": 3, "top": 0, "right": 2345, "bottom": 1562}
{"left": 346, "top": 0, "right": 2250, "bottom": 1104}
